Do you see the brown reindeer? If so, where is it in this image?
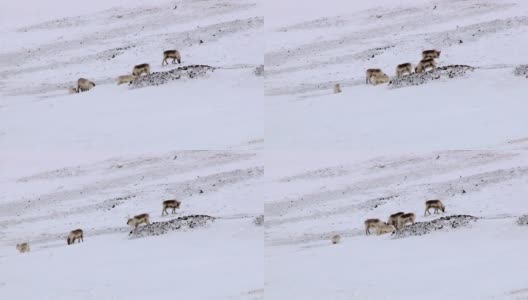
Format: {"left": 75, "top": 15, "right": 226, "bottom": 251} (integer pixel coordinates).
{"left": 127, "top": 213, "right": 150, "bottom": 230}
{"left": 425, "top": 199, "right": 446, "bottom": 216}
{"left": 162, "top": 50, "right": 181, "bottom": 66}
{"left": 67, "top": 229, "right": 84, "bottom": 245}
{"left": 376, "top": 223, "right": 396, "bottom": 235}
{"left": 77, "top": 78, "right": 96, "bottom": 92}
{"left": 415, "top": 58, "right": 436, "bottom": 73}
{"left": 16, "top": 243, "right": 30, "bottom": 253}
{"left": 334, "top": 83, "right": 342, "bottom": 94}
{"left": 396, "top": 63, "right": 413, "bottom": 78}
{"left": 162, "top": 199, "right": 181, "bottom": 216}
{"left": 132, "top": 64, "right": 151, "bottom": 77}
{"left": 331, "top": 235, "right": 341, "bottom": 244}
{"left": 364, "top": 218, "right": 383, "bottom": 235}
{"left": 398, "top": 213, "right": 416, "bottom": 228}
{"left": 422, "top": 49, "right": 441, "bottom": 60}
{"left": 116, "top": 74, "right": 136, "bottom": 85}
{"left": 370, "top": 72, "right": 390, "bottom": 85}
{"left": 387, "top": 212, "right": 405, "bottom": 229}
{"left": 365, "top": 68, "right": 382, "bottom": 84}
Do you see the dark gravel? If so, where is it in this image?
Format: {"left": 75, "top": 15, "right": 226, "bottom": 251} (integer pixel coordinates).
{"left": 392, "top": 215, "right": 478, "bottom": 238}
{"left": 130, "top": 65, "right": 216, "bottom": 89}
{"left": 128, "top": 214, "right": 215, "bottom": 239}
{"left": 389, "top": 65, "right": 475, "bottom": 88}
{"left": 517, "top": 215, "right": 528, "bottom": 226}
{"left": 513, "top": 65, "right": 528, "bottom": 78}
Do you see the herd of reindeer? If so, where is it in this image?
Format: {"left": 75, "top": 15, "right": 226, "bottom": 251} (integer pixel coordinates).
{"left": 15, "top": 199, "right": 182, "bottom": 253}
{"left": 333, "top": 49, "right": 441, "bottom": 93}
{"left": 330, "top": 199, "right": 446, "bottom": 245}
{"left": 68, "top": 49, "right": 182, "bottom": 94}
{"left": 71, "top": 48, "right": 440, "bottom": 94}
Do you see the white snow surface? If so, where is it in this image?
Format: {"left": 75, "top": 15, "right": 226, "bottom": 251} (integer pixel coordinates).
{"left": 265, "top": 0, "right": 528, "bottom": 156}
{"left": 264, "top": 0, "right": 528, "bottom": 299}
{"left": 3, "top": 0, "right": 528, "bottom": 299}
{"left": 0, "top": 0, "right": 262, "bottom": 299}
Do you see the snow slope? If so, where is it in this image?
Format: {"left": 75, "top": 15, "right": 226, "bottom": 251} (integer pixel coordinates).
{"left": 265, "top": 0, "right": 528, "bottom": 156}
{"left": 0, "top": 150, "right": 264, "bottom": 299}
{"left": 0, "top": 1, "right": 263, "bottom": 299}
{"left": 265, "top": 140, "right": 528, "bottom": 300}
{"left": 0, "top": 0, "right": 263, "bottom": 179}
{"left": 265, "top": 0, "right": 528, "bottom": 299}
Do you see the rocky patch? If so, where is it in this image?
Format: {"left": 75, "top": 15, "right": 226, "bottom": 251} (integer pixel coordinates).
{"left": 254, "top": 65, "right": 264, "bottom": 76}
{"left": 516, "top": 215, "right": 528, "bottom": 226}
{"left": 389, "top": 65, "right": 474, "bottom": 89}
{"left": 513, "top": 65, "right": 528, "bottom": 78}
{"left": 130, "top": 65, "right": 215, "bottom": 89}
{"left": 129, "top": 215, "right": 215, "bottom": 239}
{"left": 392, "top": 215, "right": 478, "bottom": 238}
{"left": 254, "top": 215, "right": 264, "bottom": 226}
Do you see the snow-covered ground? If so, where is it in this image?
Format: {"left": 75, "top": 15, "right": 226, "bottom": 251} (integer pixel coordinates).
{"left": 0, "top": 0, "right": 262, "bottom": 299}
{"left": 265, "top": 0, "right": 528, "bottom": 154}
{"left": 3, "top": 0, "right": 528, "bottom": 299}
{"left": 0, "top": 150, "right": 264, "bottom": 299}
{"left": 265, "top": 0, "right": 528, "bottom": 299}
{"left": 265, "top": 143, "right": 528, "bottom": 299}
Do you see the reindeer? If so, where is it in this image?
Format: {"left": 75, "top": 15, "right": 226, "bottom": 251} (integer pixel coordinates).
{"left": 396, "top": 63, "right": 413, "bottom": 78}
{"left": 422, "top": 49, "right": 441, "bottom": 60}
{"left": 116, "top": 74, "right": 136, "bottom": 85}
{"left": 415, "top": 58, "right": 436, "bottom": 73}
{"left": 77, "top": 78, "right": 96, "bottom": 92}
{"left": 398, "top": 213, "right": 416, "bottom": 228}
{"left": 67, "top": 229, "right": 84, "bottom": 245}
{"left": 387, "top": 212, "right": 405, "bottom": 229}
{"left": 334, "top": 83, "right": 342, "bottom": 94}
{"left": 376, "top": 223, "right": 396, "bottom": 235}
{"left": 16, "top": 243, "right": 30, "bottom": 253}
{"left": 162, "top": 199, "right": 181, "bottom": 216}
{"left": 370, "top": 72, "right": 390, "bottom": 85}
{"left": 425, "top": 199, "right": 446, "bottom": 216}
{"left": 162, "top": 50, "right": 181, "bottom": 66}
{"left": 127, "top": 213, "right": 150, "bottom": 230}
{"left": 68, "top": 87, "right": 78, "bottom": 94}
{"left": 364, "top": 218, "right": 383, "bottom": 235}
{"left": 331, "top": 235, "right": 341, "bottom": 244}
{"left": 132, "top": 64, "right": 151, "bottom": 77}
{"left": 365, "top": 68, "right": 382, "bottom": 84}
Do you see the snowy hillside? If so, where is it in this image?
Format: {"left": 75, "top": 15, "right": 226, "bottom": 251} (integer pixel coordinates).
{"left": 265, "top": 0, "right": 528, "bottom": 155}
{"left": 0, "top": 0, "right": 263, "bottom": 179}
{"left": 0, "top": 0, "right": 262, "bottom": 299}
{"left": 265, "top": 142, "right": 528, "bottom": 299}
{"left": 265, "top": 0, "right": 528, "bottom": 299}
{"left": 2, "top": 0, "right": 528, "bottom": 299}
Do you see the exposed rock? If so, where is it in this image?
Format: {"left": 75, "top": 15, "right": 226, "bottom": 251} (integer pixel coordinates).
{"left": 254, "top": 65, "right": 264, "bottom": 76}
{"left": 128, "top": 214, "right": 215, "bottom": 239}
{"left": 130, "top": 65, "right": 215, "bottom": 89}
{"left": 389, "top": 65, "right": 475, "bottom": 88}
{"left": 254, "top": 214, "right": 264, "bottom": 226}
{"left": 517, "top": 215, "right": 528, "bottom": 226}
{"left": 392, "top": 215, "right": 478, "bottom": 238}
{"left": 513, "top": 65, "right": 528, "bottom": 78}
